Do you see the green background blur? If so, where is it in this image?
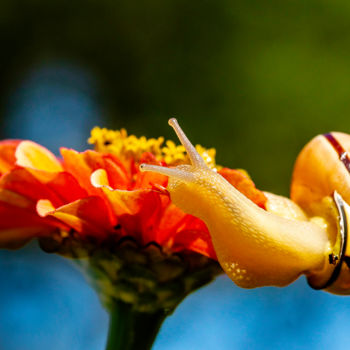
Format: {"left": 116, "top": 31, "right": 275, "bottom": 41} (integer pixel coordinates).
{"left": 3, "top": 0, "right": 350, "bottom": 195}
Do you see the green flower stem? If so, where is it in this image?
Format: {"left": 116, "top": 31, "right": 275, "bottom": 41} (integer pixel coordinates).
{"left": 105, "top": 300, "right": 167, "bottom": 350}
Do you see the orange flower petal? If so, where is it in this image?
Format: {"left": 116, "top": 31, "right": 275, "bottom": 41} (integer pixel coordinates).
{"left": 96, "top": 186, "right": 162, "bottom": 243}
{"left": 97, "top": 187, "right": 156, "bottom": 217}
{"left": 219, "top": 168, "right": 267, "bottom": 209}
{"left": 15, "top": 141, "right": 63, "bottom": 172}
{"left": 171, "top": 229, "right": 216, "bottom": 259}
{"left": 0, "top": 168, "right": 63, "bottom": 207}
{"left": 37, "top": 199, "right": 56, "bottom": 215}
{"left": 152, "top": 198, "right": 187, "bottom": 243}
{"left": 42, "top": 171, "right": 88, "bottom": 203}
{"left": 133, "top": 170, "right": 168, "bottom": 190}
{"left": 0, "top": 140, "right": 21, "bottom": 175}
{"left": 37, "top": 196, "right": 116, "bottom": 236}
{"left": 61, "top": 149, "right": 111, "bottom": 195}
{"left": 0, "top": 189, "right": 34, "bottom": 209}
{"left": 61, "top": 149, "right": 131, "bottom": 191}
{"left": 0, "top": 201, "right": 56, "bottom": 248}
{"left": 133, "top": 153, "right": 168, "bottom": 189}
{"left": 170, "top": 214, "right": 216, "bottom": 259}
{"left": 102, "top": 155, "right": 129, "bottom": 189}
{"left": 91, "top": 169, "right": 111, "bottom": 188}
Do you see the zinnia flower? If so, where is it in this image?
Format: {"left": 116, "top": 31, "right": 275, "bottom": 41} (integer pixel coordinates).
{"left": 0, "top": 125, "right": 266, "bottom": 350}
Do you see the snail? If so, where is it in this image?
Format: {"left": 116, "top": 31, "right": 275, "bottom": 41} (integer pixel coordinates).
{"left": 140, "top": 119, "right": 350, "bottom": 295}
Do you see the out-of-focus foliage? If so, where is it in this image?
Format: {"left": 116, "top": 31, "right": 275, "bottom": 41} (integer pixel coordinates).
{"left": 2, "top": 0, "right": 350, "bottom": 192}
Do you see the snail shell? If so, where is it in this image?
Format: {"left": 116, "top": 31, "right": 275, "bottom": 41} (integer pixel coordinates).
{"left": 291, "top": 132, "right": 350, "bottom": 294}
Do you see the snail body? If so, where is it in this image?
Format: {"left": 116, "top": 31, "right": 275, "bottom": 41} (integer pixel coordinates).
{"left": 141, "top": 119, "right": 350, "bottom": 293}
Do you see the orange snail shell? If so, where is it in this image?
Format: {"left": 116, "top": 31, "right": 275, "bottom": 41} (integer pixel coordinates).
{"left": 291, "top": 132, "right": 350, "bottom": 294}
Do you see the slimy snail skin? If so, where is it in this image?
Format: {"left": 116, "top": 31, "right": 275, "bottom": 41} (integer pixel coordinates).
{"left": 140, "top": 119, "right": 350, "bottom": 294}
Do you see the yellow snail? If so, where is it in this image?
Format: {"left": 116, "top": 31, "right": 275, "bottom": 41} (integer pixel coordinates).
{"left": 140, "top": 119, "right": 350, "bottom": 295}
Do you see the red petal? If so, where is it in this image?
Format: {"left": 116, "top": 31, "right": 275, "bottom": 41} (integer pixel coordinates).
{"left": 133, "top": 152, "right": 168, "bottom": 190}
{"left": 219, "top": 168, "right": 267, "bottom": 209}
{"left": 37, "top": 196, "right": 115, "bottom": 236}
{"left": 42, "top": 171, "right": 88, "bottom": 203}
{"left": 103, "top": 155, "right": 130, "bottom": 189}
{"left": 0, "top": 201, "right": 57, "bottom": 248}
{"left": 61, "top": 149, "right": 103, "bottom": 195}
{"left": 152, "top": 199, "right": 187, "bottom": 243}
{"left": 0, "top": 140, "right": 21, "bottom": 175}
{"left": 61, "top": 149, "right": 130, "bottom": 193}
{"left": 167, "top": 214, "right": 216, "bottom": 259}
{"left": 99, "top": 186, "right": 162, "bottom": 243}
{"left": 0, "top": 169, "right": 63, "bottom": 207}
{"left": 133, "top": 170, "right": 168, "bottom": 190}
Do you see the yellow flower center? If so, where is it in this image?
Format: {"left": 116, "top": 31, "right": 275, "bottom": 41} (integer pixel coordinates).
{"left": 88, "top": 126, "right": 218, "bottom": 168}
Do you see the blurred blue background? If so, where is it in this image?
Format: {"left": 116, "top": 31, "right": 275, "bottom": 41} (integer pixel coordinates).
{"left": 2, "top": 1, "right": 350, "bottom": 349}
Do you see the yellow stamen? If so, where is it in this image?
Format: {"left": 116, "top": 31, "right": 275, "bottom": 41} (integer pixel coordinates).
{"left": 88, "top": 126, "right": 218, "bottom": 168}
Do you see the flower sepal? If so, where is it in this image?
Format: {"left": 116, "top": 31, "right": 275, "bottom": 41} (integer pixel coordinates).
{"left": 39, "top": 233, "right": 222, "bottom": 314}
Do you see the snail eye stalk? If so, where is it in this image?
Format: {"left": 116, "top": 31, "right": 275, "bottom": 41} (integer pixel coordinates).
{"left": 168, "top": 118, "right": 208, "bottom": 168}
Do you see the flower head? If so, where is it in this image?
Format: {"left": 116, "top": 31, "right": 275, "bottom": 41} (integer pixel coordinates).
{"left": 0, "top": 125, "right": 266, "bottom": 311}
